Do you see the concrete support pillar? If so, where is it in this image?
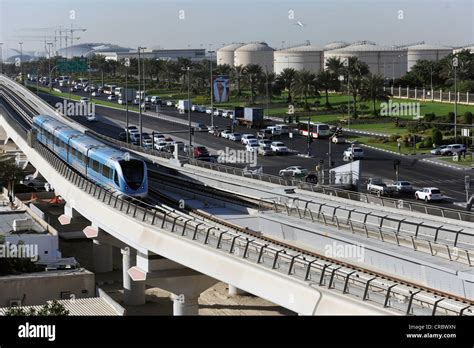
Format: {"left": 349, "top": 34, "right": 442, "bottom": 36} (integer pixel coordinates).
{"left": 92, "top": 239, "right": 113, "bottom": 273}
{"left": 171, "top": 294, "right": 199, "bottom": 316}
{"left": 228, "top": 285, "right": 248, "bottom": 296}
{"left": 121, "top": 247, "right": 145, "bottom": 306}
{"left": 64, "top": 203, "right": 80, "bottom": 218}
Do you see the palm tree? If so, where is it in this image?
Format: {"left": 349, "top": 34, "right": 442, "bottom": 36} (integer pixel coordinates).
{"left": 344, "top": 57, "right": 370, "bottom": 117}
{"left": 359, "top": 73, "right": 392, "bottom": 115}
{"left": 231, "top": 65, "right": 245, "bottom": 96}
{"left": 243, "top": 64, "right": 263, "bottom": 104}
{"left": 291, "top": 70, "right": 320, "bottom": 110}
{"left": 0, "top": 156, "right": 22, "bottom": 199}
{"left": 317, "top": 70, "right": 336, "bottom": 106}
{"left": 259, "top": 72, "right": 281, "bottom": 103}
{"left": 215, "top": 63, "right": 232, "bottom": 75}
{"left": 325, "top": 57, "right": 344, "bottom": 91}
{"left": 276, "top": 68, "right": 297, "bottom": 102}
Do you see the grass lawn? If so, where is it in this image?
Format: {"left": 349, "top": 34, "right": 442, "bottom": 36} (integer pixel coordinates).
{"left": 439, "top": 155, "right": 474, "bottom": 167}
{"left": 349, "top": 135, "right": 431, "bottom": 155}
{"left": 348, "top": 123, "right": 406, "bottom": 135}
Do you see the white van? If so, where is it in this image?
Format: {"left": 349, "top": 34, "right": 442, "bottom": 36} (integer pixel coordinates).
{"left": 267, "top": 126, "right": 281, "bottom": 136}
{"left": 275, "top": 124, "right": 290, "bottom": 135}
{"left": 114, "top": 87, "right": 123, "bottom": 96}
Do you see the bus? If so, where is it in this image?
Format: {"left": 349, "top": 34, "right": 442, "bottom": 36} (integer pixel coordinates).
{"left": 103, "top": 84, "right": 117, "bottom": 95}
{"left": 298, "top": 122, "right": 331, "bottom": 138}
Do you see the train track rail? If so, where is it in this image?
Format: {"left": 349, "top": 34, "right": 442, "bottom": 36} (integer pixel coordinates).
{"left": 1, "top": 83, "right": 473, "bottom": 316}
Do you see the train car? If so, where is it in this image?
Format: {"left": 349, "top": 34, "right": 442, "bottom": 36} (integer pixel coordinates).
{"left": 33, "top": 115, "right": 148, "bottom": 198}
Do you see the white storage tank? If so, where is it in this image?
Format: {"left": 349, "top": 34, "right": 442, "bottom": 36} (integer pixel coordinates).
{"left": 234, "top": 42, "right": 275, "bottom": 72}
{"left": 217, "top": 43, "right": 245, "bottom": 67}
{"left": 407, "top": 43, "right": 452, "bottom": 71}
{"left": 324, "top": 41, "right": 407, "bottom": 79}
{"left": 274, "top": 44, "right": 324, "bottom": 75}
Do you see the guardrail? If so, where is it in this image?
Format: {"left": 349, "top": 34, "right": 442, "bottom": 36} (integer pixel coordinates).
{"left": 259, "top": 196, "right": 473, "bottom": 266}
{"left": 385, "top": 86, "right": 474, "bottom": 105}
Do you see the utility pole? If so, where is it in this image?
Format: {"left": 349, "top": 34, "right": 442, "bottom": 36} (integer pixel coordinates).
{"left": 47, "top": 42, "right": 53, "bottom": 91}
{"left": 453, "top": 57, "right": 458, "bottom": 143}
{"left": 208, "top": 50, "right": 215, "bottom": 128}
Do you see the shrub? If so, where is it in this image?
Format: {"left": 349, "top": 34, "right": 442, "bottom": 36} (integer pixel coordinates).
{"left": 445, "top": 112, "right": 455, "bottom": 123}
{"left": 464, "top": 111, "right": 473, "bottom": 124}
{"left": 431, "top": 129, "right": 443, "bottom": 145}
{"left": 424, "top": 113, "right": 435, "bottom": 122}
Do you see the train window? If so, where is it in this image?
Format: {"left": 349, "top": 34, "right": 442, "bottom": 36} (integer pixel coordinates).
{"left": 92, "top": 160, "right": 100, "bottom": 173}
{"left": 114, "top": 171, "right": 119, "bottom": 186}
{"left": 102, "top": 165, "right": 111, "bottom": 178}
{"left": 119, "top": 160, "right": 144, "bottom": 190}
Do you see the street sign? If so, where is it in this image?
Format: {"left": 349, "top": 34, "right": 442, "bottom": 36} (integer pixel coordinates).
{"left": 462, "top": 128, "right": 470, "bottom": 137}
{"left": 57, "top": 58, "right": 88, "bottom": 73}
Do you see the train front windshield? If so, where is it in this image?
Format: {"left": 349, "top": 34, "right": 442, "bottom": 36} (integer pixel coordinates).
{"left": 119, "top": 160, "right": 144, "bottom": 190}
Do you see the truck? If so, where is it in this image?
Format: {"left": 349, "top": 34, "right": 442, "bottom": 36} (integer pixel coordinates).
{"left": 177, "top": 100, "right": 191, "bottom": 112}
{"left": 367, "top": 178, "right": 396, "bottom": 197}
{"left": 238, "top": 107, "right": 265, "bottom": 128}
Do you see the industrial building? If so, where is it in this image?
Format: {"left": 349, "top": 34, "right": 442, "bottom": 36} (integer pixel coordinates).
{"left": 406, "top": 43, "right": 452, "bottom": 71}
{"left": 56, "top": 43, "right": 131, "bottom": 58}
{"left": 219, "top": 42, "right": 275, "bottom": 72}
{"left": 274, "top": 44, "right": 324, "bottom": 74}
{"left": 453, "top": 44, "right": 474, "bottom": 54}
{"left": 216, "top": 43, "right": 245, "bottom": 67}
{"left": 323, "top": 41, "right": 407, "bottom": 79}
{"left": 97, "top": 48, "right": 207, "bottom": 62}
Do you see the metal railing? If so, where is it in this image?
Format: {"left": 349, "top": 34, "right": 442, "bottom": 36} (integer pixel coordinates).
{"left": 386, "top": 86, "right": 474, "bottom": 105}
{"left": 31, "top": 141, "right": 472, "bottom": 315}
{"left": 259, "top": 196, "right": 473, "bottom": 266}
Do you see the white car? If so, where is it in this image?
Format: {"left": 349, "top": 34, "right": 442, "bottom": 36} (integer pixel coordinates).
{"left": 220, "top": 130, "right": 232, "bottom": 139}
{"left": 245, "top": 143, "right": 259, "bottom": 152}
{"left": 166, "top": 100, "right": 174, "bottom": 106}
{"left": 271, "top": 141, "right": 289, "bottom": 153}
{"left": 79, "top": 97, "right": 89, "bottom": 104}
{"left": 91, "top": 91, "right": 100, "bottom": 97}
{"left": 331, "top": 135, "right": 346, "bottom": 144}
{"left": 107, "top": 95, "right": 117, "bottom": 101}
{"left": 228, "top": 133, "right": 242, "bottom": 141}
{"left": 213, "top": 109, "right": 222, "bottom": 117}
{"left": 279, "top": 166, "right": 309, "bottom": 177}
{"left": 20, "top": 175, "right": 46, "bottom": 189}
{"left": 153, "top": 134, "right": 166, "bottom": 143}
{"left": 154, "top": 141, "right": 170, "bottom": 151}
{"left": 343, "top": 146, "right": 364, "bottom": 160}
{"left": 205, "top": 108, "right": 213, "bottom": 115}
{"left": 241, "top": 134, "right": 257, "bottom": 145}
{"left": 118, "top": 98, "right": 126, "bottom": 105}
{"left": 258, "top": 139, "right": 272, "bottom": 147}
{"left": 415, "top": 187, "right": 443, "bottom": 202}
{"left": 86, "top": 113, "right": 96, "bottom": 122}
{"left": 439, "top": 144, "right": 466, "bottom": 156}
{"left": 142, "top": 138, "right": 154, "bottom": 149}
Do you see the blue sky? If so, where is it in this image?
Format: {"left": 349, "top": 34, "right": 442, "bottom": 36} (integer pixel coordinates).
{"left": 1, "top": 0, "right": 473, "bottom": 56}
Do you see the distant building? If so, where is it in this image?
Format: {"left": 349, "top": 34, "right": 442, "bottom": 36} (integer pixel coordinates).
{"left": 274, "top": 44, "right": 324, "bottom": 74}
{"left": 232, "top": 42, "right": 275, "bottom": 72}
{"left": 96, "top": 48, "right": 207, "bottom": 62}
{"left": 56, "top": 43, "right": 131, "bottom": 58}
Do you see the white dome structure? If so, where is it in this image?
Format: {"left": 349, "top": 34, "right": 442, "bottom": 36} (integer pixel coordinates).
{"left": 234, "top": 42, "right": 275, "bottom": 72}
{"left": 324, "top": 41, "right": 407, "bottom": 79}
{"left": 323, "top": 41, "right": 350, "bottom": 51}
{"left": 274, "top": 44, "right": 324, "bottom": 74}
{"left": 453, "top": 44, "right": 474, "bottom": 54}
{"left": 217, "top": 43, "right": 245, "bottom": 67}
{"left": 407, "top": 43, "right": 452, "bottom": 71}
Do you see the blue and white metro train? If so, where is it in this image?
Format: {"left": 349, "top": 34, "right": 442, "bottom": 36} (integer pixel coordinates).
{"left": 33, "top": 115, "right": 148, "bottom": 198}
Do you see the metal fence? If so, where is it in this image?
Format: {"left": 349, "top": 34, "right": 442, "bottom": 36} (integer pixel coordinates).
{"left": 386, "top": 86, "right": 474, "bottom": 105}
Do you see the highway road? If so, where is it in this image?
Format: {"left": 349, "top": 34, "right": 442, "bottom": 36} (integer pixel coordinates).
{"left": 36, "top": 89, "right": 473, "bottom": 207}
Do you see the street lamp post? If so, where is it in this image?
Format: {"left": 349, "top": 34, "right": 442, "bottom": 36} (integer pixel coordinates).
{"left": 137, "top": 46, "right": 146, "bottom": 147}
{"left": 183, "top": 66, "right": 192, "bottom": 157}
{"left": 46, "top": 42, "right": 53, "bottom": 91}
{"left": 208, "top": 50, "right": 215, "bottom": 128}
{"left": 124, "top": 58, "right": 130, "bottom": 143}
{"left": 19, "top": 42, "right": 24, "bottom": 85}
{"left": 0, "top": 42, "right": 3, "bottom": 74}
{"left": 343, "top": 58, "right": 350, "bottom": 129}
{"left": 453, "top": 57, "right": 458, "bottom": 143}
